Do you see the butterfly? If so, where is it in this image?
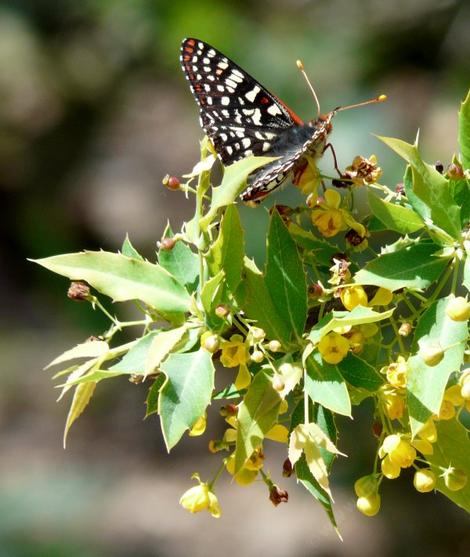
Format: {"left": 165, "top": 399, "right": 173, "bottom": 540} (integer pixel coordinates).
{"left": 180, "top": 38, "right": 385, "bottom": 203}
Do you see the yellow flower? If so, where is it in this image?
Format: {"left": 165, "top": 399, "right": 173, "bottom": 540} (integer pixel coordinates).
{"left": 379, "top": 434, "right": 416, "bottom": 468}
{"left": 345, "top": 328, "right": 365, "bottom": 354}
{"left": 294, "top": 158, "right": 321, "bottom": 195}
{"left": 417, "top": 418, "right": 437, "bottom": 443}
{"left": 343, "top": 154, "right": 382, "bottom": 186}
{"left": 369, "top": 287, "right": 393, "bottom": 306}
{"left": 328, "top": 256, "right": 351, "bottom": 286}
{"left": 311, "top": 189, "right": 346, "bottom": 238}
{"left": 318, "top": 332, "right": 350, "bottom": 364}
{"left": 234, "top": 363, "right": 251, "bottom": 390}
{"left": 381, "top": 455, "right": 401, "bottom": 479}
{"left": 179, "top": 475, "right": 221, "bottom": 518}
{"left": 340, "top": 285, "right": 368, "bottom": 310}
{"left": 383, "top": 356, "right": 408, "bottom": 389}
{"left": 189, "top": 414, "right": 207, "bottom": 437}
{"left": 438, "top": 399, "right": 456, "bottom": 420}
{"left": 225, "top": 452, "right": 259, "bottom": 486}
{"left": 379, "top": 386, "right": 405, "bottom": 420}
{"left": 220, "top": 335, "right": 249, "bottom": 368}
{"left": 444, "top": 384, "right": 465, "bottom": 406}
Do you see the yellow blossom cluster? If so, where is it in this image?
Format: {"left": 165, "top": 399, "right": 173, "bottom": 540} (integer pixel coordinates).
{"left": 311, "top": 189, "right": 367, "bottom": 239}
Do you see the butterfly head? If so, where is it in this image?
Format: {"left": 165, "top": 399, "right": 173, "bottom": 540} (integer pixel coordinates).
{"left": 308, "top": 111, "right": 335, "bottom": 134}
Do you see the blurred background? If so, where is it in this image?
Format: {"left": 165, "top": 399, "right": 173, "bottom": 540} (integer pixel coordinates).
{"left": 1, "top": 0, "right": 469, "bottom": 555}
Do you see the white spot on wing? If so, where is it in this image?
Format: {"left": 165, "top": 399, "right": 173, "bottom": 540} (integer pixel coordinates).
{"left": 221, "top": 97, "right": 230, "bottom": 106}
{"left": 245, "top": 86, "right": 260, "bottom": 102}
{"left": 267, "top": 104, "right": 282, "bottom": 116}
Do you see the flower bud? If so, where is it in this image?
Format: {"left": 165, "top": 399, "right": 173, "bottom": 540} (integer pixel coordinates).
{"left": 272, "top": 374, "right": 285, "bottom": 392}
{"left": 414, "top": 469, "right": 436, "bottom": 493}
{"left": 372, "top": 420, "right": 383, "bottom": 438}
{"left": 308, "top": 282, "right": 324, "bottom": 298}
{"left": 189, "top": 414, "right": 207, "bottom": 437}
{"left": 214, "top": 304, "right": 230, "bottom": 318}
{"left": 340, "top": 285, "right": 368, "bottom": 310}
{"left": 395, "top": 182, "right": 405, "bottom": 195}
{"left": 251, "top": 327, "right": 266, "bottom": 342}
{"left": 251, "top": 350, "right": 264, "bottom": 363}
{"left": 219, "top": 403, "right": 237, "bottom": 417}
{"left": 162, "top": 174, "right": 181, "bottom": 190}
{"left": 398, "top": 322, "right": 412, "bottom": 337}
{"left": 420, "top": 342, "right": 444, "bottom": 366}
{"left": 356, "top": 493, "right": 381, "bottom": 517}
{"left": 446, "top": 296, "right": 470, "bottom": 321}
{"left": 446, "top": 162, "right": 464, "bottom": 180}
{"left": 282, "top": 458, "right": 293, "bottom": 477}
{"left": 268, "top": 340, "right": 282, "bottom": 353}
{"left": 381, "top": 455, "right": 401, "bottom": 479}
{"left": 67, "top": 281, "right": 91, "bottom": 301}
{"left": 354, "top": 475, "right": 378, "bottom": 498}
{"left": 444, "top": 467, "right": 467, "bottom": 491}
{"left": 158, "top": 237, "right": 176, "bottom": 251}
{"left": 269, "top": 485, "right": 289, "bottom": 506}
{"left": 460, "top": 375, "right": 470, "bottom": 400}
{"left": 201, "top": 332, "right": 220, "bottom": 353}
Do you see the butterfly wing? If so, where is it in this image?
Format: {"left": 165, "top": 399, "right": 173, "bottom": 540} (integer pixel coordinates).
{"left": 180, "top": 38, "right": 304, "bottom": 165}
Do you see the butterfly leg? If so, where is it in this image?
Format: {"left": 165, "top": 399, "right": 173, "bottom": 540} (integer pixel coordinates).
{"left": 322, "top": 143, "right": 342, "bottom": 176}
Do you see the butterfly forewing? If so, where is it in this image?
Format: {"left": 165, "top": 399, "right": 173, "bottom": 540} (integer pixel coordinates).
{"left": 180, "top": 38, "right": 303, "bottom": 165}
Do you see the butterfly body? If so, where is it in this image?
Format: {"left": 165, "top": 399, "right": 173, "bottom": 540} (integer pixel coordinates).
{"left": 180, "top": 38, "right": 334, "bottom": 202}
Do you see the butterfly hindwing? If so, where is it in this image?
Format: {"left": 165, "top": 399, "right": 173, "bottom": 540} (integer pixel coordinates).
{"left": 180, "top": 38, "right": 303, "bottom": 165}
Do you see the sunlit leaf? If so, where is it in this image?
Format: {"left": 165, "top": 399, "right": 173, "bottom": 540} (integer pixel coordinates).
{"left": 63, "top": 382, "right": 96, "bottom": 448}
{"left": 458, "top": 89, "right": 470, "bottom": 170}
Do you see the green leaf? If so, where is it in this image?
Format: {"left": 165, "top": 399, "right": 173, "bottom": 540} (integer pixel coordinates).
{"left": 305, "top": 352, "right": 351, "bottom": 417}
{"left": 201, "top": 270, "right": 224, "bottom": 315}
{"left": 110, "top": 332, "right": 158, "bottom": 373}
{"left": 121, "top": 234, "right": 144, "bottom": 260}
{"left": 464, "top": 247, "right": 470, "bottom": 292}
{"left": 265, "top": 210, "right": 307, "bottom": 341}
{"left": 159, "top": 349, "right": 215, "bottom": 450}
{"left": 207, "top": 204, "right": 244, "bottom": 293}
{"left": 234, "top": 371, "right": 282, "bottom": 473}
{"left": 403, "top": 165, "right": 431, "bottom": 223}
{"left": 63, "top": 382, "right": 96, "bottom": 448}
{"left": 307, "top": 306, "right": 394, "bottom": 345}
{"left": 367, "top": 191, "right": 424, "bottom": 234}
{"left": 426, "top": 419, "right": 470, "bottom": 513}
{"left": 338, "top": 353, "right": 384, "bottom": 392}
{"left": 45, "top": 339, "right": 109, "bottom": 369}
{"left": 33, "top": 251, "right": 191, "bottom": 314}
{"left": 145, "top": 375, "right": 166, "bottom": 418}
{"left": 377, "top": 136, "right": 460, "bottom": 239}
{"left": 235, "top": 261, "right": 292, "bottom": 346}
{"left": 145, "top": 325, "right": 189, "bottom": 377}
{"left": 458, "top": 89, "right": 470, "bottom": 170}
{"left": 159, "top": 225, "right": 199, "bottom": 291}
{"left": 288, "top": 223, "right": 339, "bottom": 267}
{"left": 407, "top": 296, "right": 467, "bottom": 437}
{"left": 200, "top": 155, "right": 276, "bottom": 228}
{"left": 354, "top": 243, "right": 447, "bottom": 291}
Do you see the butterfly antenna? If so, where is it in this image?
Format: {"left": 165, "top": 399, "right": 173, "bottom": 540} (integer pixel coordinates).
{"left": 296, "top": 60, "right": 321, "bottom": 118}
{"left": 335, "top": 94, "right": 387, "bottom": 112}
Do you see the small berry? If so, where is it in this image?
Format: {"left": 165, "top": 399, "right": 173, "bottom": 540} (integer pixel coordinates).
{"left": 162, "top": 174, "right": 181, "bottom": 190}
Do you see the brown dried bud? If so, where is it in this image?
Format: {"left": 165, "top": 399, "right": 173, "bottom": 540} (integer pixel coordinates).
{"left": 434, "top": 161, "right": 444, "bottom": 174}
{"left": 345, "top": 229, "right": 366, "bottom": 247}
{"left": 215, "top": 304, "right": 230, "bottom": 318}
{"left": 269, "top": 485, "right": 289, "bottom": 506}
{"left": 220, "top": 403, "right": 238, "bottom": 417}
{"left": 158, "top": 237, "right": 176, "bottom": 251}
{"left": 372, "top": 420, "right": 383, "bottom": 438}
{"left": 271, "top": 204, "right": 293, "bottom": 218}
{"left": 282, "top": 458, "right": 293, "bottom": 478}
{"left": 395, "top": 182, "right": 405, "bottom": 195}
{"left": 398, "top": 322, "right": 413, "bottom": 337}
{"left": 446, "top": 163, "right": 464, "bottom": 180}
{"left": 308, "top": 282, "right": 324, "bottom": 298}
{"left": 67, "top": 281, "right": 91, "bottom": 301}
{"left": 162, "top": 174, "right": 181, "bottom": 190}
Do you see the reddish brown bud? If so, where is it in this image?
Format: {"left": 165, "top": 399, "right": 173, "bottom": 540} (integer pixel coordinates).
{"left": 395, "top": 182, "right": 405, "bottom": 195}
{"left": 372, "top": 420, "right": 383, "bottom": 438}
{"left": 282, "top": 458, "right": 293, "bottom": 477}
{"left": 158, "top": 237, "right": 176, "bottom": 251}
{"left": 269, "top": 485, "right": 289, "bottom": 506}
{"left": 308, "top": 282, "right": 324, "bottom": 298}
{"left": 446, "top": 163, "right": 464, "bottom": 180}
{"left": 162, "top": 174, "right": 181, "bottom": 190}
{"left": 220, "top": 403, "right": 238, "bottom": 417}
{"left": 67, "top": 281, "right": 91, "bottom": 301}
{"left": 345, "top": 229, "right": 366, "bottom": 247}
{"left": 398, "top": 322, "right": 413, "bottom": 337}
{"left": 215, "top": 304, "right": 230, "bottom": 318}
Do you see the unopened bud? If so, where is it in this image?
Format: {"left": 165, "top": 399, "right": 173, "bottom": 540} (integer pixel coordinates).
{"left": 446, "top": 296, "right": 470, "bottom": 321}
{"left": 215, "top": 304, "right": 230, "bottom": 318}
{"left": 162, "top": 174, "right": 181, "bottom": 190}
{"left": 446, "top": 163, "right": 464, "bottom": 180}
{"left": 219, "top": 403, "right": 237, "bottom": 417}
{"left": 398, "top": 322, "right": 412, "bottom": 337}
{"left": 345, "top": 228, "right": 366, "bottom": 247}
{"left": 272, "top": 374, "right": 285, "bottom": 392}
{"left": 308, "top": 282, "right": 324, "bottom": 298}
{"left": 268, "top": 340, "right": 282, "bottom": 353}
{"left": 420, "top": 342, "right": 444, "bottom": 366}
{"left": 372, "top": 420, "right": 383, "bottom": 438}
{"left": 269, "top": 485, "right": 289, "bottom": 506}
{"left": 282, "top": 458, "right": 293, "bottom": 477}
{"left": 444, "top": 467, "right": 467, "bottom": 491}
{"left": 202, "top": 333, "right": 220, "bottom": 353}
{"left": 395, "top": 182, "right": 405, "bottom": 195}
{"left": 251, "top": 327, "right": 266, "bottom": 342}
{"left": 67, "top": 281, "right": 91, "bottom": 301}
{"left": 158, "top": 237, "right": 176, "bottom": 251}
{"left": 251, "top": 350, "right": 264, "bottom": 363}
